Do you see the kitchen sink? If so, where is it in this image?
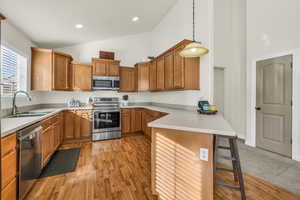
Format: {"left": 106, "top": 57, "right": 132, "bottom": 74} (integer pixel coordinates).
{"left": 7, "top": 111, "right": 52, "bottom": 118}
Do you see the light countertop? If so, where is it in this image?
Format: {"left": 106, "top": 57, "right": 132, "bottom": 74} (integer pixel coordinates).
{"left": 1, "top": 107, "right": 92, "bottom": 138}
{"left": 1, "top": 105, "right": 236, "bottom": 138}
{"left": 121, "top": 105, "right": 236, "bottom": 137}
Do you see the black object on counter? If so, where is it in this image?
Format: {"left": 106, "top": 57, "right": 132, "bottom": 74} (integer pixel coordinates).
{"left": 123, "top": 95, "right": 129, "bottom": 101}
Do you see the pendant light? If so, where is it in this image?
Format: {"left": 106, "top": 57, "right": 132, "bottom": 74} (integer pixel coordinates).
{"left": 180, "top": 0, "right": 209, "bottom": 57}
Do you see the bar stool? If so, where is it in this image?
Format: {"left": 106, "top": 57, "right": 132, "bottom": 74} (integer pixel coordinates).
{"left": 214, "top": 135, "right": 246, "bottom": 200}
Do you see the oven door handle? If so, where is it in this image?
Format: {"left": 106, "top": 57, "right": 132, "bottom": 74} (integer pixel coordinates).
{"left": 97, "top": 119, "right": 113, "bottom": 123}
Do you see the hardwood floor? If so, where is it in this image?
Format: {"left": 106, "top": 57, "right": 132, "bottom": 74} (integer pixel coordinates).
{"left": 25, "top": 133, "right": 300, "bottom": 200}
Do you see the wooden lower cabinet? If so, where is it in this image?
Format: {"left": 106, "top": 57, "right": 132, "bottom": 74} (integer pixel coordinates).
{"left": 131, "top": 108, "right": 142, "bottom": 132}
{"left": 121, "top": 109, "right": 131, "bottom": 134}
{"left": 63, "top": 110, "right": 92, "bottom": 143}
{"left": 1, "top": 178, "right": 17, "bottom": 200}
{"left": 121, "top": 108, "right": 166, "bottom": 140}
{"left": 40, "top": 113, "right": 63, "bottom": 168}
{"left": 1, "top": 133, "right": 17, "bottom": 200}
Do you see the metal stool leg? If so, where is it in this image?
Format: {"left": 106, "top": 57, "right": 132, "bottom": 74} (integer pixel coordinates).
{"left": 215, "top": 136, "right": 246, "bottom": 200}
{"left": 230, "top": 138, "right": 246, "bottom": 200}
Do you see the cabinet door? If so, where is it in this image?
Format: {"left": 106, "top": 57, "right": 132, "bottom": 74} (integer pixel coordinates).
{"left": 156, "top": 57, "right": 165, "bottom": 90}
{"left": 53, "top": 53, "right": 71, "bottom": 90}
{"left": 41, "top": 126, "right": 54, "bottom": 167}
{"left": 120, "top": 67, "right": 136, "bottom": 92}
{"left": 138, "top": 63, "right": 150, "bottom": 91}
{"left": 74, "top": 111, "right": 82, "bottom": 139}
{"left": 107, "top": 62, "right": 120, "bottom": 76}
{"left": 72, "top": 63, "right": 92, "bottom": 91}
{"left": 1, "top": 178, "right": 17, "bottom": 200}
{"left": 92, "top": 59, "right": 107, "bottom": 76}
{"left": 53, "top": 122, "right": 61, "bottom": 151}
{"left": 131, "top": 108, "right": 142, "bottom": 132}
{"left": 121, "top": 109, "right": 131, "bottom": 134}
{"left": 149, "top": 61, "right": 157, "bottom": 91}
{"left": 80, "top": 110, "right": 92, "bottom": 139}
{"left": 174, "top": 46, "right": 185, "bottom": 89}
{"left": 1, "top": 151, "right": 17, "bottom": 189}
{"left": 164, "top": 51, "right": 174, "bottom": 90}
{"left": 63, "top": 111, "right": 75, "bottom": 140}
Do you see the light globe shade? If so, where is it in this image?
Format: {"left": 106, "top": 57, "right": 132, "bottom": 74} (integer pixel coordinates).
{"left": 180, "top": 42, "right": 209, "bottom": 57}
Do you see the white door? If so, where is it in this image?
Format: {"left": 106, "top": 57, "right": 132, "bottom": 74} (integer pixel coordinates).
{"left": 256, "top": 55, "right": 292, "bottom": 157}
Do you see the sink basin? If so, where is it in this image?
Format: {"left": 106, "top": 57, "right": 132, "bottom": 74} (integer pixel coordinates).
{"left": 7, "top": 111, "right": 52, "bottom": 118}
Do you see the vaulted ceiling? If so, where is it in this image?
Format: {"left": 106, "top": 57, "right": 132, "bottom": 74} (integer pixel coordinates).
{"left": 0, "top": 0, "right": 178, "bottom": 48}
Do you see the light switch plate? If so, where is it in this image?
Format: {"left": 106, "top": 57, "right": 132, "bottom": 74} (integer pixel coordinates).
{"left": 200, "top": 148, "right": 209, "bottom": 161}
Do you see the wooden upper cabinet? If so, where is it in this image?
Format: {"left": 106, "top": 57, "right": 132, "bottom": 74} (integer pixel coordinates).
{"left": 156, "top": 57, "right": 165, "bottom": 91}
{"left": 53, "top": 52, "right": 72, "bottom": 91}
{"left": 173, "top": 45, "right": 185, "bottom": 89}
{"left": 31, "top": 48, "right": 73, "bottom": 91}
{"left": 164, "top": 51, "right": 174, "bottom": 90}
{"left": 120, "top": 67, "right": 137, "bottom": 92}
{"left": 149, "top": 61, "right": 157, "bottom": 91}
{"left": 107, "top": 61, "right": 120, "bottom": 76}
{"left": 137, "top": 62, "right": 150, "bottom": 91}
{"left": 92, "top": 58, "right": 120, "bottom": 76}
{"left": 92, "top": 58, "right": 107, "bottom": 76}
{"left": 72, "top": 62, "right": 92, "bottom": 91}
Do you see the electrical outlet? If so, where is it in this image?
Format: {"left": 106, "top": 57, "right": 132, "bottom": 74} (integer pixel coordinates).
{"left": 200, "top": 148, "right": 209, "bottom": 161}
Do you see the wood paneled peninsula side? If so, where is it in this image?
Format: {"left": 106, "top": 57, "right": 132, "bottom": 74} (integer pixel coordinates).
{"left": 120, "top": 105, "right": 236, "bottom": 200}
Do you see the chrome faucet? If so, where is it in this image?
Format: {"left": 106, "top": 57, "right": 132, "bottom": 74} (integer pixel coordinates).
{"left": 12, "top": 90, "right": 32, "bottom": 115}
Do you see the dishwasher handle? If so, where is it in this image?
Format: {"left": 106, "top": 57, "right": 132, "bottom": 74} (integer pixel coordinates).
{"left": 18, "top": 126, "right": 42, "bottom": 141}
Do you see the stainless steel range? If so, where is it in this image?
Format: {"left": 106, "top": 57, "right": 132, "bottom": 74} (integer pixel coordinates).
{"left": 92, "top": 97, "right": 121, "bottom": 141}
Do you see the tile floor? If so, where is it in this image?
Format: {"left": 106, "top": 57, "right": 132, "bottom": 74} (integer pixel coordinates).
{"left": 217, "top": 138, "right": 300, "bottom": 195}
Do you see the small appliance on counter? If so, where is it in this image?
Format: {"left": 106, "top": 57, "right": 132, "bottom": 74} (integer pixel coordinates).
{"left": 67, "top": 98, "right": 82, "bottom": 108}
{"left": 121, "top": 95, "right": 129, "bottom": 107}
{"left": 197, "top": 100, "right": 218, "bottom": 115}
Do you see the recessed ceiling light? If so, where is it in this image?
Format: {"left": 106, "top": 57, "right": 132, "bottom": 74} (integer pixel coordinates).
{"left": 75, "top": 24, "right": 83, "bottom": 29}
{"left": 132, "top": 16, "right": 139, "bottom": 22}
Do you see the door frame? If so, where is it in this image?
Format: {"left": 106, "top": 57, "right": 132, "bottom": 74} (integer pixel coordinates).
{"left": 246, "top": 49, "right": 300, "bottom": 161}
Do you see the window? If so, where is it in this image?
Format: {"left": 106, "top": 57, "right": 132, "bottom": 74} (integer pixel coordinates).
{"left": 0, "top": 45, "right": 27, "bottom": 96}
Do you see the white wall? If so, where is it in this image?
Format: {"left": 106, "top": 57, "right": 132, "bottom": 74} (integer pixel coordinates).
{"left": 246, "top": 0, "right": 300, "bottom": 161}
{"left": 214, "top": 0, "right": 246, "bottom": 138}
{"left": 149, "top": 0, "right": 214, "bottom": 106}
{"left": 1, "top": 20, "right": 43, "bottom": 109}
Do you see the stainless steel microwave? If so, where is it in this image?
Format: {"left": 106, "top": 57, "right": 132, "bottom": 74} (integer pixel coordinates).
{"left": 92, "top": 76, "right": 120, "bottom": 91}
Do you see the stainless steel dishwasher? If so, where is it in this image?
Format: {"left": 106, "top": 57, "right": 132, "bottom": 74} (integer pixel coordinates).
{"left": 18, "top": 122, "right": 43, "bottom": 200}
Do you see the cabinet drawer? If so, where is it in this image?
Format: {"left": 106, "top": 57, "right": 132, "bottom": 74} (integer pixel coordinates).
{"left": 1, "top": 150, "right": 17, "bottom": 189}
{"left": 42, "top": 117, "right": 52, "bottom": 129}
{"left": 1, "top": 178, "right": 17, "bottom": 200}
{"left": 1, "top": 133, "right": 16, "bottom": 157}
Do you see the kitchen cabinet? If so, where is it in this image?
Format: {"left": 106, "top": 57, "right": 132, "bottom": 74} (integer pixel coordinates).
{"left": 31, "top": 48, "right": 73, "bottom": 91}
{"left": 136, "top": 62, "right": 149, "bottom": 91}
{"left": 121, "top": 109, "right": 131, "bottom": 134}
{"left": 149, "top": 61, "right": 157, "bottom": 91}
{"left": 156, "top": 57, "right": 165, "bottom": 91}
{"left": 131, "top": 108, "right": 142, "bottom": 132}
{"left": 134, "top": 40, "right": 200, "bottom": 92}
{"left": 173, "top": 45, "right": 185, "bottom": 89}
{"left": 72, "top": 62, "right": 92, "bottom": 91}
{"left": 1, "top": 133, "right": 17, "bottom": 200}
{"left": 164, "top": 51, "right": 174, "bottom": 90}
{"left": 63, "top": 110, "right": 92, "bottom": 143}
{"left": 119, "top": 67, "right": 137, "bottom": 92}
{"left": 92, "top": 58, "right": 120, "bottom": 76}
{"left": 1, "top": 178, "right": 17, "bottom": 200}
{"left": 40, "top": 113, "right": 63, "bottom": 167}
{"left": 40, "top": 125, "right": 54, "bottom": 167}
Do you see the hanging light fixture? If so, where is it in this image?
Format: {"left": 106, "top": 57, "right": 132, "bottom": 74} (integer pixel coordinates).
{"left": 180, "top": 0, "right": 209, "bottom": 57}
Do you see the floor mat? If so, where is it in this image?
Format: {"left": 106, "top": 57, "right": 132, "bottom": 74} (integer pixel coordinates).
{"left": 39, "top": 148, "right": 81, "bottom": 178}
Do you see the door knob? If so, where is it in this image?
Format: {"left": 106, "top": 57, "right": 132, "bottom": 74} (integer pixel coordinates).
{"left": 255, "top": 107, "right": 261, "bottom": 111}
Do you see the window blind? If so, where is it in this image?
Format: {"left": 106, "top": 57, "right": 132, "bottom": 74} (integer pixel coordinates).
{"left": 0, "top": 45, "right": 18, "bottom": 94}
